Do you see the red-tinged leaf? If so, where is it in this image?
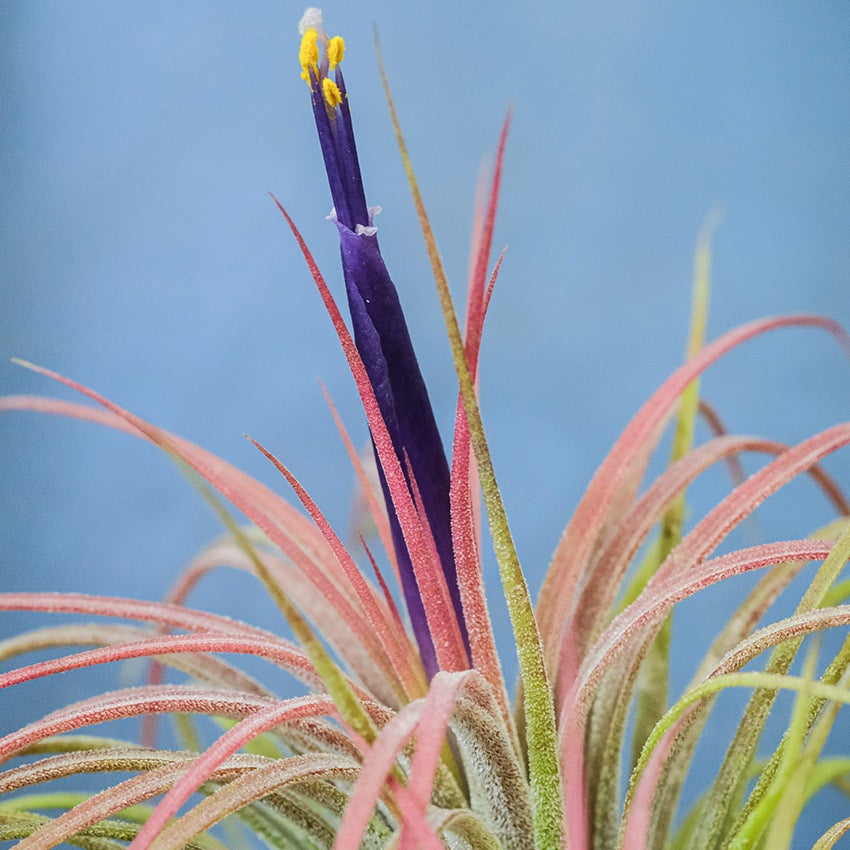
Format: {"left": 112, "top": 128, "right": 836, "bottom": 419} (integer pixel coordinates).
{"left": 0, "top": 748, "right": 266, "bottom": 795}
{"left": 572, "top": 436, "right": 788, "bottom": 654}
{"left": 0, "top": 590, "right": 277, "bottom": 636}
{"left": 571, "top": 540, "right": 836, "bottom": 715}
{"left": 130, "top": 695, "right": 337, "bottom": 848}
{"left": 622, "top": 607, "right": 850, "bottom": 850}
{"left": 692, "top": 520, "right": 850, "bottom": 849}
{"left": 623, "top": 422, "right": 850, "bottom": 817}
{"left": 4, "top": 750, "right": 271, "bottom": 850}
{"left": 649, "top": 424, "right": 850, "bottom": 597}
{"left": 448, "top": 249, "right": 514, "bottom": 747}
{"left": 0, "top": 686, "right": 285, "bottom": 763}
{"left": 0, "top": 394, "right": 331, "bottom": 573}
{"left": 464, "top": 112, "right": 511, "bottom": 364}
{"left": 703, "top": 399, "right": 849, "bottom": 518}
{"left": 559, "top": 538, "right": 838, "bottom": 848}
{"left": 271, "top": 198, "right": 469, "bottom": 674}
{"left": 0, "top": 592, "right": 324, "bottom": 691}
{"left": 1, "top": 390, "right": 343, "bottom": 592}
{"left": 698, "top": 400, "right": 750, "bottom": 490}
{"left": 148, "top": 753, "right": 361, "bottom": 850}
{"left": 640, "top": 524, "right": 847, "bottom": 847}
{"left": 334, "top": 671, "right": 472, "bottom": 850}
{"left": 622, "top": 728, "right": 674, "bottom": 850}
{"left": 0, "top": 631, "right": 378, "bottom": 706}
{"left": 692, "top": 517, "right": 849, "bottom": 685}
{"left": 361, "top": 539, "right": 408, "bottom": 645}
{"left": 456, "top": 242, "right": 505, "bottom": 549}
{"left": 383, "top": 776, "right": 453, "bottom": 850}
{"left": 694, "top": 414, "right": 849, "bottom": 529}
{"left": 248, "top": 436, "right": 425, "bottom": 702}
{"left": 333, "top": 701, "right": 429, "bottom": 849}
{"left": 398, "top": 671, "right": 474, "bottom": 848}
{"left": 377, "top": 64, "right": 564, "bottom": 847}
{"left": 453, "top": 144, "right": 508, "bottom": 659}
{"left": 560, "top": 709, "right": 589, "bottom": 850}
{"left": 0, "top": 394, "right": 141, "bottom": 435}
{"left": 555, "top": 424, "right": 665, "bottom": 702}
{"left": 0, "top": 622, "right": 158, "bottom": 660}
{"left": 162, "top": 539, "right": 397, "bottom": 705}
{"left": 3, "top": 377, "right": 404, "bottom": 694}
{"left": 480, "top": 248, "right": 504, "bottom": 340}
{"left": 574, "top": 431, "right": 848, "bottom": 661}
{"left": 449, "top": 426, "right": 515, "bottom": 753}
{"left": 561, "top": 412, "right": 850, "bottom": 772}
{"left": 466, "top": 162, "right": 488, "bottom": 308}
{"left": 710, "top": 607, "right": 850, "bottom": 684}
{"left": 320, "top": 382, "right": 398, "bottom": 583}
{"left": 538, "top": 314, "right": 850, "bottom": 670}
{"left": 402, "top": 450, "right": 445, "bottom": 597}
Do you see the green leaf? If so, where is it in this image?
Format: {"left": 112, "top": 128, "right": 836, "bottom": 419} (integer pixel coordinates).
{"left": 630, "top": 216, "right": 717, "bottom": 773}
{"left": 692, "top": 519, "right": 850, "bottom": 849}
{"left": 376, "top": 46, "right": 563, "bottom": 850}
{"left": 728, "top": 645, "right": 819, "bottom": 849}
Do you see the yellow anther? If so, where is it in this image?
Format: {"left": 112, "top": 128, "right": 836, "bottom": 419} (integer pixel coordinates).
{"left": 299, "top": 28, "right": 319, "bottom": 82}
{"left": 327, "top": 35, "right": 345, "bottom": 69}
{"left": 322, "top": 77, "right": 342, "bottom": 109}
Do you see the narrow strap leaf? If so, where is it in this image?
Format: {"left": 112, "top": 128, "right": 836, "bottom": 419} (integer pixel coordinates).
{"left": 376, "top": 41, "right": 564, "bottom": 850}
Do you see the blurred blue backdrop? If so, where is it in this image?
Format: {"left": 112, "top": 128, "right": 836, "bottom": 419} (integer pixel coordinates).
{"left": 2, "top": 2, "right": 849, "bottom": 843}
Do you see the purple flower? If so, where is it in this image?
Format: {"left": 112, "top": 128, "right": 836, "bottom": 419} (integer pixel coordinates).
{"left": 298, "top": 13, "right": 469, "bottom": 676}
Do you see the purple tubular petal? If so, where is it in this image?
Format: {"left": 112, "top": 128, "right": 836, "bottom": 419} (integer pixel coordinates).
{"left": 338, "top": 224, "right": 470, "bottom": 675}
{"left": 304, "top": 54, "right": 470, "bottom": 674}
{"left": 331, "top": 68, "right": 370, "bottom": 231}
{"left": 307, "top": 71, "right": 353, "bottom": 227}
{"left": 308, "top": 68, "right": 369, "bottom": 232}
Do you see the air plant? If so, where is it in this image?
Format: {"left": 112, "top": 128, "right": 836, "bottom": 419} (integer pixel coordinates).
{"left": 1, "top": 7, "right": 850, "bottom": 849}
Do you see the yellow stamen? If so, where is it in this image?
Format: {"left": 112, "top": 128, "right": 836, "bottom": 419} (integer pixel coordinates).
{"left": 299, "top": 28, "right": 319, "bottom": 82}
{"left": 322, "top": 77, "right": 342, "bottom": 109}
{"left": 327, "top": 35, "right": 345, "bottom": 69}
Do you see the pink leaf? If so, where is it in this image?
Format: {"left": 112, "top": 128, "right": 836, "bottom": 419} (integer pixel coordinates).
{"left": 560, "top": 537, "right": 837, "bottom": 848}
{"left": 0, "top": 685, "right": 282, "bottom": 763}
{"left": 622, "top": 604, "right": 850, "bottom": 850}
{"left": 130, "top": 694, "right": 337, "bottom": 848}
{"left": 2, "top": 379, "right": 405, "bottom": 693}
{"left": 320, "top": 382, "right": 399, "bottom": 583}
{"left": 538, "top": 314, "right": 850, "bottom": 675}
{"left": 7, "top": 750, "right": 270, "bottom": 850}
{"left": 0, "top": 592, "right": 324, "bottom": 690}
{"left": 334, "top": 671, "right": 473, "bottom": 850}
{"left": 248, "top": 435, "right": 424, "bottom": 700}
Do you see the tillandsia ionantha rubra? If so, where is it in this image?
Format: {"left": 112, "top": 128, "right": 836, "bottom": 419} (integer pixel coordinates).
{"left": 1, "top": 6, "right": 850, "bottom": 850}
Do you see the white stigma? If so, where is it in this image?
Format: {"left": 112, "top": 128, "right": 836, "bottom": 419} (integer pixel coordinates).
{"left": 298, "top": 7, "right": 326, "bottom": 41}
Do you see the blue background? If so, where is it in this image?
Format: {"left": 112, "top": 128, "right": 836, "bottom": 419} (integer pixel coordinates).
{"left": 2, "top": 2, "right": 849, "bottom": 844}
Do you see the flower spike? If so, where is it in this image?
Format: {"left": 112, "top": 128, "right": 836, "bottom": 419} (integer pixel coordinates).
{"left": 297, "top": 9, "right": 470, "bottom": 676}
